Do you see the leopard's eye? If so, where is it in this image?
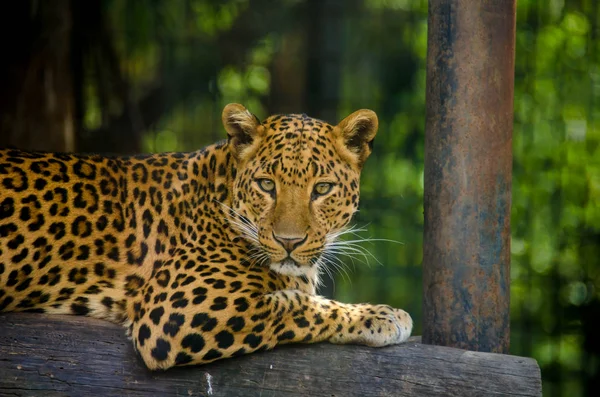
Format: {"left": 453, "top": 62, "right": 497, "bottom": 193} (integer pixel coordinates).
{"left": 257, "top": 178, "right": 276, "bottom": 193}
{"left": 313, "top": 182, "right": 334, "bottom": 196}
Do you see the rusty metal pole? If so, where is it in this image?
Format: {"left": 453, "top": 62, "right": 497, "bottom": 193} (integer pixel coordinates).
{"left": 422, "top": 0, "right": 516, "bottom": 353}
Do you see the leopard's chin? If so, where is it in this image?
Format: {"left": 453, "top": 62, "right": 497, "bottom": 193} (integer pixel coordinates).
{"left": 269, "top": 258, "right": 314, "bottom": 277}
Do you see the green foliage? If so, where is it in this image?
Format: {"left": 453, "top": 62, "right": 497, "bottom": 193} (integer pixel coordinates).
{"left": 512, "top": 2, "right": 600, "bottom": 395}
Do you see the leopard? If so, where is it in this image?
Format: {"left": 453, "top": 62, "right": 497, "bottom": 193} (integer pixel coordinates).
{"left": 0, "top": 103, "right": 412, "bottom": 370}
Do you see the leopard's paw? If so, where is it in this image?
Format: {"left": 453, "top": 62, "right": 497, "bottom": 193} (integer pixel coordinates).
{"left": 332, "top": 304, "right": 413, "bottom": 347}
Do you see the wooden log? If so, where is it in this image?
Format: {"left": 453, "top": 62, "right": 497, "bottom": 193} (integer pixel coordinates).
{"left": 0, "top": 314, "right": 541, "bottom": 396}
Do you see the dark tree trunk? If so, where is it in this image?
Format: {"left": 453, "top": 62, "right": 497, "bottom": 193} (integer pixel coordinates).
{"left": 268, "top": 31, "right": 308, "bottom": 114}
{"left": 304, "top": 0, "right": 345, "bottom": 125}
{"left": 0, "top": 0, "right": 76, "bottom": 152}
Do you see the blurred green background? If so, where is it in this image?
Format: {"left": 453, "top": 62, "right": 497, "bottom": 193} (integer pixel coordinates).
{"left": 0, "top": 1, "right": 598, "bottom": 395}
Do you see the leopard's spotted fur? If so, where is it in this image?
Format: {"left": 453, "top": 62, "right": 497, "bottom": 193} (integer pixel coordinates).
{"left": 0, "top": 104, "right": 412, "bottom": 370}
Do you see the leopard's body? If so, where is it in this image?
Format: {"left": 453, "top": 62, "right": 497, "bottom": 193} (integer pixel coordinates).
{"left": 0, "top": 104, "right": 412, "bottom": 370}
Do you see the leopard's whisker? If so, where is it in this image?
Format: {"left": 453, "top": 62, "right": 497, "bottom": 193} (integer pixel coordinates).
{"left": 319, "top": 252, "right": 352, "bottom": 285}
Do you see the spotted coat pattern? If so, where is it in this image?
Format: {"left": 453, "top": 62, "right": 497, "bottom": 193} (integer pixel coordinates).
{"left": 0, "top": 104, "right": 412, "bottom": 370}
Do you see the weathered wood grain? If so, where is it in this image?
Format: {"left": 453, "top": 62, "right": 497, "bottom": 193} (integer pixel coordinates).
{"left": 0, "top": 314, "right": 541, "bottom": 396}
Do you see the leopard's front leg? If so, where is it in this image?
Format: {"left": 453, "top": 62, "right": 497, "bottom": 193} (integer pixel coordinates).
{"left": 264, "top": 290, "right": 413, "bottom": 347}
{"left": 130, "top": 287, "right": 412, "bottom": 370}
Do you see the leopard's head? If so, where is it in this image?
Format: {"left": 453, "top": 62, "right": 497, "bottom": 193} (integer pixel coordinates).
{"left": 222, "top": 103, "right": 378, "bottom": 282}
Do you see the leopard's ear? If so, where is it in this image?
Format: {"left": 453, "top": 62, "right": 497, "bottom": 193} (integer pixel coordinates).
{"left": 222, "top": 103, "right": 263, "bottom": 160}
{"left": 334, "top": 109, "right": 379, "bottom": 168}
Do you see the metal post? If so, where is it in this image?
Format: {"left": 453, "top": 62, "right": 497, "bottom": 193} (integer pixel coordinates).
{"left": 422, "top": 0, "right": 516, "bottom": 353}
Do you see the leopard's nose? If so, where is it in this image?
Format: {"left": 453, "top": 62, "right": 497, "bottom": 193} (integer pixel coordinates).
{"left": 273, "top": 233, "right": 307, "bottom": 253}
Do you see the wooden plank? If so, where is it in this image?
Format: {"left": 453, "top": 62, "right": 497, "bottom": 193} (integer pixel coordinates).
{"left": 0, "top": 314, "right": 541, "bottom": 396}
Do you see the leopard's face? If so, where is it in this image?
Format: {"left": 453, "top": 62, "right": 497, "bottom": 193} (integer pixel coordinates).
{"left": 222, "top": 104, "right": 378, "bottom": 280}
